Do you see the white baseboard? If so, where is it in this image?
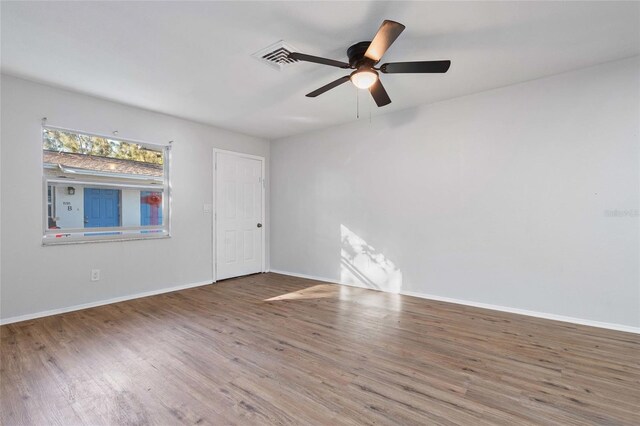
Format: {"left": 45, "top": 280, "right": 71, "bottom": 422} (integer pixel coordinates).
{"left": 0, "top": 279, "right": 214, "bottom": 326}
{"left": 269, "top": 269, "right": 640, "bottom": 334}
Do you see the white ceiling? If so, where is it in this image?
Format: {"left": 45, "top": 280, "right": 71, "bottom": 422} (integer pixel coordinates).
{"left": 2, "top": 1, "right": 638, "bottom": 140}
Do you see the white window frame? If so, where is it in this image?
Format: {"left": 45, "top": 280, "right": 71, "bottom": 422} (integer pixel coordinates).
{"left": 42, "top": 125, "right": 172, "bottom": 245}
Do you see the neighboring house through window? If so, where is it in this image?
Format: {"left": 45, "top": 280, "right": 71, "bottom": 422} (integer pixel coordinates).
{"left": 42, "top": 127, "right": 170, "bottom": 244}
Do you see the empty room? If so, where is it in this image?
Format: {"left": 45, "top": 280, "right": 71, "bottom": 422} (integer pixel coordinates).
{"left": 1, "top": 1, "right": 639, "bottom": 425}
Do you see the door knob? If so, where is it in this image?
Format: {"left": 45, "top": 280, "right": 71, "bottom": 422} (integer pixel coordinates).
{"left": 257, "top": 223, "right": 262, "bottom": 228}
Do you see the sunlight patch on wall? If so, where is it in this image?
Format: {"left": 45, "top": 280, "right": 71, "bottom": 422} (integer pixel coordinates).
{"left": 340, "top": 224, "right": 403, "bottom": 293}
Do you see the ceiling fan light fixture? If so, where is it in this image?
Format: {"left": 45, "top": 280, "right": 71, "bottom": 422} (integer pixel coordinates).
{"left": 351, "top": 69, "right": 378, "bottom": 89}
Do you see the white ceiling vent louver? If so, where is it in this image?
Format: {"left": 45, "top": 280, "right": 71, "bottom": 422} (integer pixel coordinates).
{"left": 252, "top": 40, "right": 299, "bottom": 71}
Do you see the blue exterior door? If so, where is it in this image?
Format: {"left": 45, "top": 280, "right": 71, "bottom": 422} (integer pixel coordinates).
{"left": 84, "top": 188, "right": 120, "bottom": 228}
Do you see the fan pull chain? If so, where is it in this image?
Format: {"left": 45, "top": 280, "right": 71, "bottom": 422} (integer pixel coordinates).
{"left": 356, "top": 88, "right": 360, "bottom": 119}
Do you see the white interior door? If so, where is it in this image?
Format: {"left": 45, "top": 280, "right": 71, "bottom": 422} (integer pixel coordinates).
{"left": 215, "top": 151, "right": 264, "bottom": 280}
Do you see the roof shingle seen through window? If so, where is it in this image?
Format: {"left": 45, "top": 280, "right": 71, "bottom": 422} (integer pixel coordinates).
{"left": 43, "top": 150, "right": 163, "bottom": 177}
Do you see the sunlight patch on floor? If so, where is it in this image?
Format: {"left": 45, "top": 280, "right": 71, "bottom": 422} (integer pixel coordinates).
{"left": 264, "top": 284, "right": 337, "bottom": 301}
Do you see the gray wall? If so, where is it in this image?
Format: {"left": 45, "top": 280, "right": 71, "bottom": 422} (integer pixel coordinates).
{"left": 270, "top": 57, "right": 640, "bottom": 329}
{"left": 0, "top": 75, "right": 270, "bottom": 321}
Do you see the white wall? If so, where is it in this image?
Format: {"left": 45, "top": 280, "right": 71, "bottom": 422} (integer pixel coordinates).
{"left": 0, "top": 74, "right": 270, "bottom": 321}
{"left": 270, "top": 57, "right": 640, "bottom": 329}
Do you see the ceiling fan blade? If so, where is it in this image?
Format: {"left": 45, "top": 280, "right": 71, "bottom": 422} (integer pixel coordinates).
{"left": 380, "top": 60, "right": 451, "bottom": 74}
{"left": 306, "top": 76, "right": 351, "bottom": 97}
{"left": 369, "top": 79, "right": 391, "bottom": 107}
{"left": 289, "top": 52, "right": 350, "bottom": 69}
{"left": 364, "top": 20, "right": 406, "bottom": 62}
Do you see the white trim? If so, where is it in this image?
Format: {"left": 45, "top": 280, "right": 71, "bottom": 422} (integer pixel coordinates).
{"left": 212, "top": 148, "right": 266, "bottom": 282}
{"left": 212, "top": 150, "right": 216, "bottom": 283}
{"left": 45, "top": 176, "right": 166, "bottom": 191}
{"left": 269, "top": 269, "right": 342, "bottom": 285}
{"left": 0, "top": 279, "right": 214, "bottom": 325}
{"left": 42, "top": 232, "right": 170, "bottom": 246}
{"left": 212, "top": 148, "right": 265, "bottom": 162}
{"left": 44, "top": 164, "right": 164, "bottom": 183}
{"left": 269, "top": 269, "right": 640, "bottom": 335}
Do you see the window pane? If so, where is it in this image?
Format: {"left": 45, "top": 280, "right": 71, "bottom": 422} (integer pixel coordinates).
{"left": 43, "top": 128, "right": 163, "bottom": 177}
{"left": 43, "top": 127, "right": 169, "bottom": 243}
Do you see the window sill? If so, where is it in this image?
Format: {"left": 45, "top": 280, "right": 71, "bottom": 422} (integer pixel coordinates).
{"left": 42, "top": 232, "right": 171, "bottom": 246}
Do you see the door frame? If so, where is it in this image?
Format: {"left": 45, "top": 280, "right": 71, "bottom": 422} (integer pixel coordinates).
{"left": 212, "top": 148, "right": 266, "bottom": 282}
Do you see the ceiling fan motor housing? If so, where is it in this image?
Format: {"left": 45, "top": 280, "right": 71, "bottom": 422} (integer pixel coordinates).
{"left": 347, "top": 41, "right": 375, "bottom": 67}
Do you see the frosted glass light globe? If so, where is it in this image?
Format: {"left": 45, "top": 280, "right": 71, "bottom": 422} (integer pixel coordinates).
{"left": 351, "top": 70, "right": 378, "bottom": 89}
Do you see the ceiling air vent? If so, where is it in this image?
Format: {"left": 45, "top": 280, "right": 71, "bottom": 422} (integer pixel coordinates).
{"left": 252, "top": 40, "right": 299, "bottom": 71}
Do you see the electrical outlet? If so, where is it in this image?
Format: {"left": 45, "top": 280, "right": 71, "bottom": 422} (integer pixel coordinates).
{"left": 91, "top": 269, "right": 100, "bottom": 281}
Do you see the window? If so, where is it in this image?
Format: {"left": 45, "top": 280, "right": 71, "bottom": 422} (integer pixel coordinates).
{"left": 42, "top": 126, "right": 170, "bottom": 244}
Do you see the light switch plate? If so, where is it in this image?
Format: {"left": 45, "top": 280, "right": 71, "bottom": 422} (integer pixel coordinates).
{"left": 203, "top": 204, "right": 213, "bottom": 213}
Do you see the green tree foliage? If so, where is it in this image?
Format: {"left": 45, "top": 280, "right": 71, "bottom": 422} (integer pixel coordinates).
{"left": 43, "top": 129, "right": 163, "bottom": 165}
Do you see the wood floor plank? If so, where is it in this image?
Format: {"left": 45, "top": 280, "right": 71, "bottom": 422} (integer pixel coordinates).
{"left": 1, "top": 272, "right": 639, "bottom": 425}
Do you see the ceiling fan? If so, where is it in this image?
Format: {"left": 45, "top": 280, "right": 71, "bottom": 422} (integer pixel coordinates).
{"left": 288, "top": 20, "right": 451, "bottom": 107}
